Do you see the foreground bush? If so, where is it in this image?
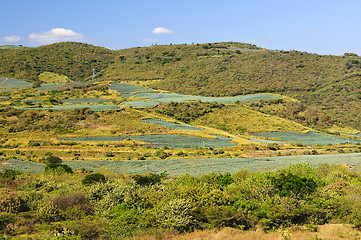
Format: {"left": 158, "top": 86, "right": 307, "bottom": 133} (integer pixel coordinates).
{"left": 2, "top": 163, "right": 361, "bottom": 238}
{"left": 0, "top": 189, "right": 22, "bottom": 213}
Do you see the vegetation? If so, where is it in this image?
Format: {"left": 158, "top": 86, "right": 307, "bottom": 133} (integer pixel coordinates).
{"left": 1, "top": 41, "right": 359, "bottom": 130}
{"left": 0, "top": 164, "right": 361, "bottom": 238}
{"left": 154, "top": 101, "right": 224, "bottom": 123}
{"left": 0, "top": 42, "right": 115, "bottom": 82}
{"left": 1, "top": 41, "right": 361, "bottom": 239}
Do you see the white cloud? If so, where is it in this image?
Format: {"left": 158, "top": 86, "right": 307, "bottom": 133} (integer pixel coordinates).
{"left": 29, "top": 28, "right": 85, "bottom": 44}
{"left": 152, "top": 27, "right": 174, "bottom": 35}
{"left": 2, "top": 35, "right": 21, "bottom": 43}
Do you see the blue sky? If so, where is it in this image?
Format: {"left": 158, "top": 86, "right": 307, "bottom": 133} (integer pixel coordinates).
{"left": 2, "top": 0, "right": 361, "bottom": 55}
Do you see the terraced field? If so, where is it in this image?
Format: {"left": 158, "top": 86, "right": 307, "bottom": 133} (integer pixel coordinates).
{"left": 252, "top": 131, "right": 361, "bottom": 145}
{"left": 58, "top": 134, "right": 236, "bottom": 149}
{"left": 110, "top": 83, "right": 281, "bottom": 108}
{"left": 63, "top": 98, "right": 110, "bottom": 103}
{"left": 15, "top": 104, "right": 119, "bottom": 111}
{"left": 141, "top": 119, "right": 202, "bottom": 131}
{"left": 0, "top": 78, "right": 32, "bottom": 90}
{"left": 2, "top": 153, "right": 360, "bottom": 176}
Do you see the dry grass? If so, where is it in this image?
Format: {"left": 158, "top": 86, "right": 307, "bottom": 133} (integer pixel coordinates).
{"left": 134, "top": 225, "right": 361, "bottom": 240}
{"left": 194, "top": 105, "right": 313, "bottom": 134}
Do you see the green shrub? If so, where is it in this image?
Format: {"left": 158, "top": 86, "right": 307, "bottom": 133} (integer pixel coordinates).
{"left": 131, "top": 172, "right": 168, "bottom": 186}
{"left": 61, "top": 217, "right": 106, "bottom": 239}
{"left": 0, "top": 189, "right": 22, "bottom": 213}
{"left": 45, "top": 163, "right": 73, "bottom": 174}
{"left": 0, "top": 169, "right": 21, "bottom": 180}
{"left": 199, "top": 172, "right": 233, "bottom": 187}
{"left": 201, "top": 206, "right": 250, "bottom": 229}
{"left": 87, "top": 180, "right": 135, "bottom": 216}
{"left": 154, "top": 149, "right": 170, "bottom": 159}
{"left": 37, "top": 201, "right": 62, "bottom": 223}
{"left": 157, "top": 199, "right": 195, "bottom": 232}
{"left": 270, "top": 171, "right": 318, "bottom": 198}
{"left": 43, "top": 155, "right": 62, "bottom": 164}
{"left": 82, "top": 173, "right": 107, "bottom": 186}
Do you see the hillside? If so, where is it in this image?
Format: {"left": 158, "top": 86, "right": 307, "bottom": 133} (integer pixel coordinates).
{"left": 0, "top": 41, "right": 360, "bottom": 131}
{"left": 103, "top": 42, "right": 361, "bottom": 130}
{"left": 0, "top": 42, "right": 115, "bottom": 82}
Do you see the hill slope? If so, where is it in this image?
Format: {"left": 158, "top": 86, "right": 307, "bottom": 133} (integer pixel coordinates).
{"left": 0, "top": 42, "right": 115, "bottom": 82}
{"left": 0, "top": 42, "right": 360, "bottom": 130}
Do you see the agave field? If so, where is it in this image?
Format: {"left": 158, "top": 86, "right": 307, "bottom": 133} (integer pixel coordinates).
{"left": 58, "top": 134, "right": 236, "bottom": 149}
{"left": 15, "top": 104, "right": 119, "bottom": 111}
{"left": 109, "top": 82, "right": 152, "bottom": 97}
{"left": 2, "top": 153, "right": 361, "bottom": 176}
{"left": 141, "top": 119, "right": 203, "bottom": 131}
{"left": 0, "top": 78, "right": 32, "bottom": 90}
{"left": 63, "top": 98, "right": 110, "bottom": 103}
{"left": 248, "top": 137, "right": 287, "bottom": 145}
{"left": 252, "top": 131, "right": 361, "bottom": 146}
{"left": 110, "top": 82, "right": 280, "bottom": 108}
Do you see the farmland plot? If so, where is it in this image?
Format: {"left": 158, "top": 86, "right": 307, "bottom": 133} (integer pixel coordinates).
{"left": 0, "top": 78, "right": 32, "bottom": 89}
{"left": 110, "top": 82, "right": 280, "bottom": 108}
{"left": 58, "top": 134, "right": 236, "bottom": 149}
{"left": 63, "top": 98, "right": 110, "bottom": 103}
{"left": 141, "top": 119, "right": 202, "bottom": 131}
{"left": 2, "top": 153, "right": 361, "bottom": 176}
{"left": 15, "top": 104, "right": 119, "bottom": 111}
{"left": 252, "top": 131, "right": 361, "bottom": 145}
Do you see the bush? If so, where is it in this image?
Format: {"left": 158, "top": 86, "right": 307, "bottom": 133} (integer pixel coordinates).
{"left": 0, "top": 169, "right": 21, "bottom": 180}
{"left": 131, "top": 172, "right": 168, "bottom": 186}
{"left": 82, "top": 173, "right": 107, "bottom": 186}
{"left": 157, "top": 199, "right": 195, "bottom": 232}
{"left": 51, "top": 193, "right": 93, "bottom": 218}
{"left": 37, "top": 201, "right": 62, "bottom": 223}
{"left": 154, "top": 150, "right": 170, "bottom": 159}
{"left": 62, "top": 217, "right": 106, "bottom": 239}
{"left": 44, "top": 155, "right": 62, "bottom": 164}
{"left": 87, "top": 181, "right": 135, "bottom": 216}
{"left": 199, "top": 172, "right": 233, "bottom": 187}
{"left": 0, "top": 212, "right": 15, "bottom": 231}
{"left": 45, "top": 163, "right": 73, "bottom": 174}
{"left": 0, "top": 189, "right": 22, "bottom": 213}
{"left": 270, "top": 171, "right": 318, "bottom": 198}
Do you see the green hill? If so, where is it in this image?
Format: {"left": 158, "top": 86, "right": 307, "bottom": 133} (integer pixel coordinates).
{"left": 0, "top": 41, "right": 360, "bottom": 131}
{"left": 0, "top": 42, "right": 115, "bottom": 82}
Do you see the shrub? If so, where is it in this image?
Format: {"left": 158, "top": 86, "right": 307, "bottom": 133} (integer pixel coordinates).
{"left": 270, "top": 171, "right": 318, "bottom": 198}
{"left": 45, "top": 163, "right": 73, "bottom": 174}
{"left": 82, "top": 173, "right": 107, "bottom": 186}
{"left": 44, "top": 155, "right": 62, "bottom": 164}
{"left": 51, "top": 193, "right": 93, "bottom": 219}
{"left": 0, "top": 212, "right": 15, "bottom": 231}
{"left": 62, "top": 217, "right": 106, "bottom": 239}
{"left": 131, "top": 172, "right": 168, "bottom": 186}
{"left": 199, "top": 172, "right": 233, "bottom": 187}
{"left": 0, "top": 189, "right": 22, "bottom": 213}
{"left": 154, "top": 149, "right": 170, "bottom": 159}
{"left": 37, "top": 201, "right": 62, "bottom": 223}
{"left": 157, "top": 199, "right": 195, "bottom": 232}
{"left": 267, "top": 143, "right": 280, "bottom": 150}
{"left": 0, "top": 169, "right": 21, "bottom": 180}
{"left": 202, "top": 206, "right": 250, "bottom": 229}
